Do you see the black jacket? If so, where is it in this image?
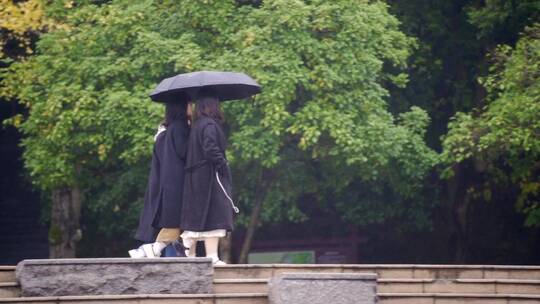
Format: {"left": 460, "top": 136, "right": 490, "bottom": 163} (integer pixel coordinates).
{"left": 134, "top": 118, "right": 190, "bottom": 242}
{"left": 181, "top": 116, "right": 234, "bottom": 232}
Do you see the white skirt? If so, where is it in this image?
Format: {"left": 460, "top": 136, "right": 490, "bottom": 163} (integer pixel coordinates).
{"left": 181, "top": 229, "right": 226, "bottom": 249}
{"left": 181, "top": 229, "right": 226, "bottom": 240}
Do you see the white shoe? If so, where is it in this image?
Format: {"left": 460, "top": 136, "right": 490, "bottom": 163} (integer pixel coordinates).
{"left": 208, "top": 255, "right": 226, "bottom": 265}
{"left": 141, "top": 243, "right": 157, "bottom": 258}
{"left": 152, "top": 242, "right": 167, "bottom": 257}
{"left": 128, "top": 248, "right": 146, "bottom": 258}
{"left": 182, "top": 237, "right": 194, "bottom": 250}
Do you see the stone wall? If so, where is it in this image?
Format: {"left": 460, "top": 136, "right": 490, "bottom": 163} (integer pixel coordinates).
{"left": 16, "top": 258, "right": 213, "bottom": 296}
{"left": 269, "top": 272, "right": 378, "bottom": 304}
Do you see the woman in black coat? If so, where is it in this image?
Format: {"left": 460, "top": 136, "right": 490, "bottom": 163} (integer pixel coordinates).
{"left": 130, "top": 100, "right": 190, "bottom": 258}
{"left": 181, "top": 89, "right": 237, "bottom": 264}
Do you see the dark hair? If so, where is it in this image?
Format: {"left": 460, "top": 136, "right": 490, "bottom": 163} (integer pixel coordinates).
{"left": 163, "top": 100, "right": 187, "bottom": 126}
{"left": 195, "top": 88, "right": 224, "bottom": 124}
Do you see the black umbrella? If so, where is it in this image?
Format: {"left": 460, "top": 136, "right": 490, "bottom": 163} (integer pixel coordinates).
{"left": 150, "top": 71, "right": 261, "bottom": 103}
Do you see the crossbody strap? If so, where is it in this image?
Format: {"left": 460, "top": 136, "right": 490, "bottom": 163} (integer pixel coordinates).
{"left": 215, "top": 172, "right": 240, "bottom": 214}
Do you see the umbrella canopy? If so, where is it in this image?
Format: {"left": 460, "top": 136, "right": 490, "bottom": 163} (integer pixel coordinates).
{"left": 150, "top": 71, "right": 261, "bottom": 103}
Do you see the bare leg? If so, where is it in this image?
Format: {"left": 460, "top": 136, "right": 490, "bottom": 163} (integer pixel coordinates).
{"left": 139, "top": 228, "right": 181, "bottom": 258}
{"left": 184, "top": 238, "right": 197, "bottom": 257}
{"left": 204, "top": 237, "right": 225, "bottom": 264}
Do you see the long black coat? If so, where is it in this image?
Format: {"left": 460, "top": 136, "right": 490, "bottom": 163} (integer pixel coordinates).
{"left": 181, "top": 116, "right": 234, "bottom": 232}
{"left": 134, "top": 119, "right": 190, "bottom": 242}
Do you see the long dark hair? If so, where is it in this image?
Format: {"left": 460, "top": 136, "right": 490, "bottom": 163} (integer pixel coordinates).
{"left": 163, "top": 100, "right": 188, "bottom": 127}
{"left": 195, "top": 88, "right": 224, "bottom": 124}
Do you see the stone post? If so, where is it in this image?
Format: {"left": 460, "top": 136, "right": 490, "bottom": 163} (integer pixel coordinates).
{"left": 16, "top": 258, "right": 213, "bottom": 296}
{"left": 269, "top": 272, "right": 378, "bottom": 304}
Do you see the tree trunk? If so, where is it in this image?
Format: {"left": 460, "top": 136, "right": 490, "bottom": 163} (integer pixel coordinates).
{"left": 219, "top": 233, "right": 232, "bottom": 263}
{"left": 445, "top": 162, "right": 473, "bottom": 263}
{"left": 238, "top": 169, "right": 274, "bottom": 264}
{"left": 49, "top": 185, "right": 82, "bottom": 258}
{"left": 453, "top": 192, "right": 471, "bottom": 263}
{"left": 238, "top": 190, "right": 266, "bottom": 264}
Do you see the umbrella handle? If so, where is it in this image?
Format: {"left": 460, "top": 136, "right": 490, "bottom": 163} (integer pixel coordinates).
{"left": 215, "top": 171, "right": 240, "bottom": 214}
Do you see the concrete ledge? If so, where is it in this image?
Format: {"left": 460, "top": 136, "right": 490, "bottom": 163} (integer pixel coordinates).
{"left": 215, "top": 264, "right": 540, "bottom": 269}
{"left": 215, "top": 264, "right": 540, "bottom": 280}
{"left": 0, "top": 267, "right": 15, "bottom": 283}
{"left": 214, "top": 279, "right": 269, "bottom": 283}
{"left": 0, "top": 281, "right": 20, "bottom": 297}
{"left": 0, "top": 293, "right": 268, "bottom": 303}
{"left": 16, "top": 258, "right": 213, "bottom": 297}
{"left": 17, "top": 258, "right": 212, "bottom": 265}
{"left": 379, "top": 293, "right": 540, "bottom": 304}
{"left": 213, "top": 278, "right": 269, "bottom": 293}
{"left": 268, "top": 272, "right": 377, "bottom": 304}
{"left": 379, "top": 292, "right": 540, "bottom": 298}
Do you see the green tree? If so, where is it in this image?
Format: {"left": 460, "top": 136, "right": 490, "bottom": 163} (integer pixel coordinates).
{"left": 2, "top": 0, "right": 436, "bottom": 259}
{"left": 467, "top": 0, "right": 540, "bottom": 42}
{"left": 1, "top": 1, "right": 171, "bottom": 257}
{"left": 211, "top": 0, "right": 438, "bottom": 262}
{"left": 441, "top": 24, "right": 540, "bottom": 228}
{"left": 1, "top": 0, "right": 50, "bottom": 59}
{"left": 387, "top": 0, "right": 540, "bottom": 262}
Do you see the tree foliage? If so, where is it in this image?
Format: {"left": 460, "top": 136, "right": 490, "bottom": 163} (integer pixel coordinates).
{"left": 1, "top": 0, "right": 46, "bottom": 58}
{"left": 385, "top": 0, "right": 540, "bottom": 263}
{"left": 441, "top": 24, "right": 540, "bottom": 227}
{"left": 0, "top": 0, "right": 74, "bottom": 59}
{"left": 467, "top": 0, "right": 540, "bottom": 41}
{"left": 2, "top": 0, "right": 437, "bottom": 255}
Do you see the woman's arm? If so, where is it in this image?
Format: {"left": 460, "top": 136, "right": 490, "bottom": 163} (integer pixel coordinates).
{"left": 171, "top": 123, "right": 189, "bottom": 161}
{"left": 202, "top": 123, "right": 227, "bottom": 170}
